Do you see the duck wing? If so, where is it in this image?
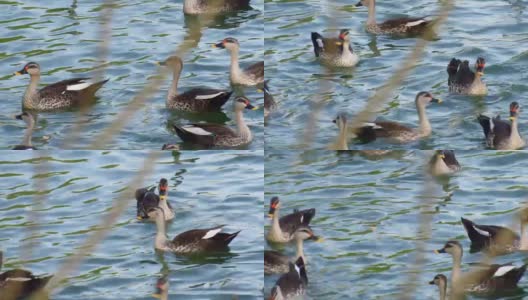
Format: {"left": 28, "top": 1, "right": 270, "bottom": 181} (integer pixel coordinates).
{"left": 244, "top": 61, "right": 264, "bottom": 82}
{"left": 279, "top": 209, "right": 316, "bottom": 235}
{"left": 137, "top": 189, "right": 160, "bottom": 219}
{"left": 442, "top": 150, "right": 460, "bottom": 169}
{"left": 490, "top": 117, "right": 512, "bottom": 148}
{"left": 311, "top": 32, "right": 342, "bottom": 57}
{"left": 174, "top": 123, "right": 237, "bottom": 147}
{"left": 379, "top": 17, "right": 430, "bottom": 32}
{"left": 461, "top": 218, "right": 518, "bottom": 250}
{"left": 356, "top": 121, "right": 413, "bottom": 142}
{"left": 447, "top": 58, "right": 462, "bottom": 86}
{"left": 471, "top": 264, "right": 527, "bottom": 291}
{"left": 177, "top": 88, "right": 232, "bottom": 110}
{"left": 454, "top": 60, "right": 475, "bottom": 87}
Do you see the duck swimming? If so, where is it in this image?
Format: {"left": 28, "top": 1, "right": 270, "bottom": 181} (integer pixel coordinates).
{"left": 447, "top": 57, "right": 487, "bottom": 95}
{"left": 0, "top": 251, "right": 52, "bottom": 300}
{"left": 173, "top": 96, "right": 257, "bottom": 148}
{"left": 354, "top": 91, "right": 441, "bottom": 143}
{"left": 429, "top": 150, "right": 460, "bottom": 176}
{"left": 311, "top": 29, "right": 359, "bottom": 67}
{"left": 13, "top": 112, "right": 37, "bottom": 150}
{"left": 183, "top": 0, "right": 251, "bottom": 15}
{"left": 435, "top": 240, "right": 526, "bottom": 294}
{"left": 355, "top": 0, "right": 432, "bottom": 35}
{"left": 148, "top": 207, "right": 240, "bottom": 254}
{"left": 477, "top": 102, "right": 525, "bottom": 150}
{"left": 214, "top": 38, "right": 264, "bottom": 86}
{"left": 266, "top": 197, "right": 316, "bottom": 243}
{"left": 265, "top": 227, "right": 317, "bottom": 275}
{"left": 332, "top": 112, "right": 349, "bottom": 150}
{"left": 14, "top": 62, "right": 108, "bottom": 111}
{"left": 269, "top": 257, "right": 307, "bottom": 300}
{"left": 157, "top": 56, "right": 232, "bottom": 112}
{"left": 264, "top": 80, "right": 276, "bottom": 118}
{"left": 136, "top": 178, "right": 174, "bottom": 221}
{"left": 429, "top": 274, "right": 448, "bottom": 300}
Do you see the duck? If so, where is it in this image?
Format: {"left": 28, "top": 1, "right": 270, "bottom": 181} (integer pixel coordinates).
{"left": 152, "top": 275, "right": 169, "bottom": 300}
{"left": 13, "top": 112, "right": 37, "bottom": 150}
{"left": 477, "top": 101, "right": 525, "bottom": 150}
{"left": 429, "top": 150, "right": 460, "bottom": 176}
{"left": 0, "top": 251, "right": 53, "bottom": 300}
{"left": 460, "top": 211, "right": 528, "bottom": 254}
{"left": 14, "top": 62, "right": 108, "bottom": 111}
{"left": 173, "top": 96, "right": 257, "bottom": 148}
{"left": 265, "top": 227, "right": 317, "bottom": 275}
{"left": 148, "top": 207, "right": 240, "bottom": 254}
{"left": 447, "top": 57, "right": 487, "bottom": 95}
{"left": 311, "top": 29, "right": 359, "bottom": 67}
{"left": 264, "top": 80, "right": 276, "bottom": 118}
{"left": 268, "top": 257, "right": 307, "bottom": 300}
{"left": 157, "top": 56, "right": 232, "bottom": 112}
{"left": 353, "top": 91, "right": 441, "bottom": 143}
{"left": 355, "top": 0, "right": 431, "bottom": 35}
{"left": 213, "top": 38, "right": 264, "bottom": 86}
{"left": 266, "top": 197, "right": 316, "bottom": 243}
{"left": 435, "top": 240, "right": 526, "bottom": 293}
{"left": 429, "top": 274, "right": 448, "bottom": 300}
{"left": 332, "top": 112, "right": 349, "bottom": 150}
{"left": 136, "top": 178, "right": 175, "bottom": 221}
{"left": 183, "top": 0, "right": 250, "bottom": 15}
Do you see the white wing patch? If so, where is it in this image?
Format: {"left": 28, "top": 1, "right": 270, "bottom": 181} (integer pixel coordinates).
{"left": 183, "top": 126, "right": 213, "bottom": 136}
{"left": 493, "top": 265, "right": 516, "bottom": 277}
{"left": 490, "top": 118, "right": 495, "bottom": 132}
{"left": 66, "top": 80, "right": 93, "bottom": 91}
{"left": 294, "top": 264, "right": 301, "bottom": 277}
{"left": 473, "top": 225, "right": 491, "bottom": 237}
{"left": 6, "top": 277, "right": 32, "bottom": 282}
{"left": 195, "top": 92, "right": 225, "bottom": 100}
{"left": 405, "top": 19, "right": 426, "bottom": 27}
{"left": 202, "top": 227, "right": 222, "bottom": 239}
{"left": 363, "top": 122, "right": 383, "bottom": 129}
{"left": 316, "top": 39, "right": 324, "bottom": 49}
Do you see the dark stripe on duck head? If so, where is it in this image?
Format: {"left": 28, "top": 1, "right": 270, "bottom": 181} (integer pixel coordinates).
{"left": 338, "top": 29, "right": 350, "bottom": 40}
{"left": 268, "top": 197, "right": 280, "bottom": 215}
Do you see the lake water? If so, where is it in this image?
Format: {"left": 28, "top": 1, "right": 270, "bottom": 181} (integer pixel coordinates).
{"left": 0, "top": 0, "right": 264, "bottom": 150}
{"left": 264, "top": 0, "right": 528, "bottom": 150}
{"left": 0, "top": 150, "right": 263, "bottom": 299}
{"left": 265, "top": 150, "right": 528, "bottom": 299}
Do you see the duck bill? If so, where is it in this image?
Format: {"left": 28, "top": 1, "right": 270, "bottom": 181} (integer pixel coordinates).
{"left": 312, "top": 235, "right": 324, "bottom": 242}
{"left": 156, "top": 61, "right": 166, "bottom": 66}
{"left": 434, "top": 248, "right": 445, "bottom": 254}
{"left": 431, "top": 98, "right": 442, "bottom": 104}
{"left": 14, "top": 68, "right": 26, "bottom": 75}
{"left": 213, "top": 42, "right": 225, "bottom": 49}
{"left": 355, "top": 1, "right": 363, "bottom": 7}
{"left": 246, "top": 104, "right": 258, "bottom": 110}
{"left": 15, "top": 114, "right": 23, "bottom": 120}
{"left": 428, "top": 280, "right": 435, "bottom": 285}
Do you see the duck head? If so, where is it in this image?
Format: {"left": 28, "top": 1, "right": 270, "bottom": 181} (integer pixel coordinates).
{"left": 475, "top": 57, "right": 485, "bottom": 76}
{"left": 336, "top": 29, "right": 351, "bottom": 46}
{"left": 510, "top": 102, "right": 520, "bottom": 121}
{"left": 268, "top": 197, "right": 280, "bottom": 218}
{"left": 15, "top": 112, "right": 36, "bottom": 126}
{"left": 435, "top": 240, "right": 463, "bottom": 258}
{"left": 235, "top": 96, "right": 257, "bottom": 111}
{"left": 294, "top": 227, "right": 319, "bottom": 242}
{"left": 214, "top": 37, "right": 240, "bottom": 51}
{"left": 14, "top": 62, "right": 40, "bottom": 76}
{"left": 158, "top": 178, "right": 168, "bottom": 200}
{"left": 157, "top": 56, "right": 183, "bottom": 70}
{"left": 332, "top": 113, "right": 348, "bottom": 130}
{"left": 415, "top": 91, "right": 441, "bottom": 108}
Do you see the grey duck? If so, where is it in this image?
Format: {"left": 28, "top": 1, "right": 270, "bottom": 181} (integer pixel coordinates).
{"left": 264, "top": 80, "right": 276, "bottom": 118}
{"left": 429, "top": 274, "right": 448, "bottom": 300}
{"left": 214, "top": 38, "right": 264, "bottom": 86}
{"left": 264, "top": 227, "right": 317, "bottom": 275}
{"left": 447, "top": 57, "right": 487, "bottom": 95}
{"left": 269, "top": 257, "right": 308, "bottom": 300}
{"left": 429, "top": 150, "right": 460, "bottom": 176}
{"left": 311, "top": 29, "right": 359, "bottom": 67}
{"left": 266, "top": 197, "right": 316, "bottom": 243}
{"left": 13, "top": 112, "right": 37, "bottom": 150}
{"left": 136, "top": 178, "right": 174, "bottom": 221}
{"left": 183, "top": 0, "right": 251, "bottom": 15}
{"left": 477, "top": 102, "right": 525, "bottom": 150}
{"left": 0, "top": 251, "right": 52, "bottom": 300}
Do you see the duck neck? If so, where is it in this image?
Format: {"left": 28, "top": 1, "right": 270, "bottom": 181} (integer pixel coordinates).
{"left": 23, "top": 118, "right": 35, "bottom": 147}
{"left": 438, "top": 282, "right": 446, "bottom": 300}
{"left": 520, "top": 222, "right": 528, "bottom": 250}
{"left": 295, "top": 237, "right": 306, "bottom": 264}
{"left": 416, "top": 103, "right": 431, "bottom": 136}
{"left": 229, "top": 48, "right": 242, "bottom": 78}
{"left": 366, "top": 0, "right": 377, "bottom": 26}
{"left": 451, "top": 253, "right": 462, "bottom": 288}
{"left": 154, "top": 213, "right": 168, "bottom": 249}
{"left": 510, "top": 117, "right": 522, "bottom": 142}
{"left": 167, "top": 66, "right": 182, "bottom": 102}
{"left": 25, "top": 75, "right": 40, "bottom": 105}
{"left": 271, "top": 206, "right": 281, "bottom": 236}
{"left": 342, "top": 40, "right": 352, "bottom": 55}
{"left": 235, "top": 109, "right": 252, "bottom": 142}
{"left": 160, "top": 289, "right": 168, "bottom": 300}
{"left": 337, "top": 123, "right": 348, "bottom": 150}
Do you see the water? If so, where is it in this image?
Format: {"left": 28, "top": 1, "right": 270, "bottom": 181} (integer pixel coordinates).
{"left": 265, "top": 150, "right": 528, "bottom": 299}
{"left": 264, "top": 0, "right": 528, "bottom": 150}
{"left": 0, "top": 0, "right": 264, "bottom": 150}
{"left": 0, "top": 150, "right": 263, "bottom": 299}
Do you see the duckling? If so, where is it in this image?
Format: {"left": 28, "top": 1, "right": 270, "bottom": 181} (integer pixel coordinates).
{"left": 136, "top": 178, "right": 175, "bottom": 221}
{"left": 354, "top": 91, "right": 441, "bottom": 143}
{"left": 266, "top": 197, "right": 316, "bottom": 243}
{"left": 435, "top": 240, "right": 526, "bottom": 293}
{"left": 14, "top": 62, "right": 108, "bottom": 111}
{"left": 264, "top": 80, "right": 276, "bottom": 118}
{"left": 173, "top": 97, "right": 257, "bottom": 148}
{"left": 13, "top": 112, "right": 37, "bottom": 150}
{"left": 332, "top": 112, "right": 349, "bottom": 150}
{"left": 148, "top": 207, "right": 240, "bottom": 254}
{"left": 152, "top": 275, "right": 168, "bottom": 300}
{"left": 461, "top": 209, "right": 528, "bottom": 254}
{"left": 355, "top": 0, "right": 431, "bottom": 35}
{"left": 269, "top": 257, "right": 307, "bottom": 300}
{"left": 265, "top": 227, "right": 317, "bottom": 275}
{"left": 429, "top": 274, "right": 448, "bottom": 300}
{"left": 183, "top": 0, "right": 250, "bottom": 15}
{"left": 447, "top": 57, "right": 487, "bottom": 95}
{"left": 429, "top": 150, "right": 460, "bottom": 176}
{"left": 0, "top": 251, "right": 53, "bottom": 300}
{"left": 157, "top": 56, "right": 232, "bottom": 112}
{"left": 311, "top": 29, "right": 359, "bottom": 67}
{"left": 477, "top": 102, "right": 525, "bottom": 150}
{"left": 214, "top": 38, "right": 264, "bottom": 86}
